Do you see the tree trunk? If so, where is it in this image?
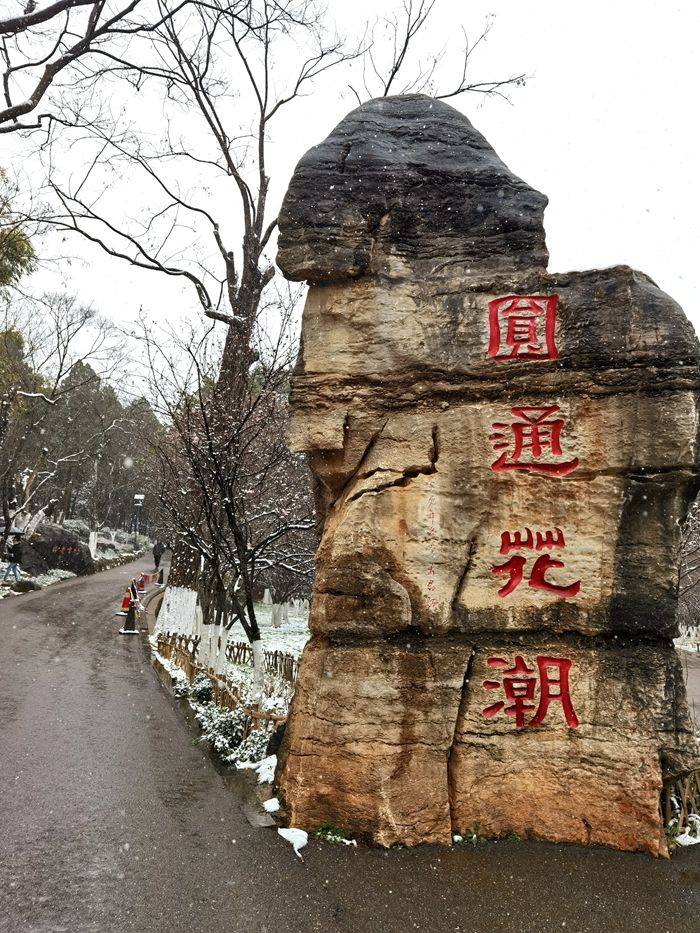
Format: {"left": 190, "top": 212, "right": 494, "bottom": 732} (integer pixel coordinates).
{"left": 251, "top": 639, "right": 265, "bottom": 703}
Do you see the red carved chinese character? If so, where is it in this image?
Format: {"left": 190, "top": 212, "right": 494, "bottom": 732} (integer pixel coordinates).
{"left": 529, "top": 657, "right": 579, "bottom": 727}
{"left": 491, "top": 554, "right": 527, "bottom": 596}
{"left": 528, "top": 554, "right": 580, "bottom": 597}
{"left": 500, "top": 527, "right": 566, "bottom": 554}
{"left": 483, "top": 655, "right": 535, "bottom": 727}
{"left": 487, "top": 295, "right": 558, "bottom": 362}
{"left": 482, "top": 655, "right": 579, "bottom": 728}
{"left": 492, "top": 528, "right": 580, "bottom": 598}
{"left": 535, "top": 528, "right": 565, "bottom": 551}
{"left": 500, "top": 528, "right": 534, "bottom": 554}
{"left": 489, "top": 405, "right": 579, "bottom": 476}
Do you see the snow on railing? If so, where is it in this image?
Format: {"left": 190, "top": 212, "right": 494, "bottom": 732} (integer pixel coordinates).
{"left": 226, "top": 640, "right": 299, "bottom": 683}
{"left": 155, "top": 631, "right": 289, "bottom": 735}
{"left": 662, "top": 770, "right": 700, "bottom": 846}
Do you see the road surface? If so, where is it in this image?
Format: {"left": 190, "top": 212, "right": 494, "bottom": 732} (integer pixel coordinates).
{"left": 1, "top": 558, "right": 698, "bottom": 933}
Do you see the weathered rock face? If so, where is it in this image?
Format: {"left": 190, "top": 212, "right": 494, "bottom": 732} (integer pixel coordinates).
{"left": 276, "top": 95, "right": 700, "bottom": 856}
{"left": 26, "top": 522, "right": 95, "bottom": 576}
{"left": 281, "top": 638, "right": 472, "bottom": 846}
{"left": 277, "top": 95, "right": 549, "bottom": 281}
{"left": 449, "top": 638, "right": 695, "bottom": 855}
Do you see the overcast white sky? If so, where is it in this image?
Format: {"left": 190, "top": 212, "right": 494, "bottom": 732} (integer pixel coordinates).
{"left": 16, "top": 0, "right": 700, "bottom": 334}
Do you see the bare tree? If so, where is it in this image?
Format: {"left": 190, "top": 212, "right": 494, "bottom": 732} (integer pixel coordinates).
{"left": 0, "top": 0, "right": 192, "bottom": 133}
{"left": 678, "top": 497, "right": 700, "bottom": 643}
{"left": 8, "top": 0, "right": 350, "bottom": 679}
{"left": 29, "top": 1, "right": 523, "bottom": 337}
{"left": 0, "top": 167, "right": 35, "bottom": 284}
{"left": 349, "top": 0, "right": 526, "bottom": 104}
{"left": 30, "top": 2, "right": 352, "bottom": 329}
{"left": 134, "top": 294, "right": 315, "bottom": 694}
{"left": 6, "top": 0, "right": 526, "bottom": 692}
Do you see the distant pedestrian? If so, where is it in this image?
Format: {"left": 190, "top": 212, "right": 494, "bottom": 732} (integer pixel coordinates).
{"left": 3, "top": 534, "right": 23, "bottom": 584}
{"left": 152, "top": 541, "right": 165, "bottom": 570}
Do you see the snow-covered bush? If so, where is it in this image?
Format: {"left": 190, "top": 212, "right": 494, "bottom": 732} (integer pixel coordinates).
{"left": 164, "top": 664, "right": 277, "bottom": 766}
{"left": 63, "top": 519, "right": 91, "bottom": 541}
{"left": 677, "top": 814, "right": 700, "bottom": 846}
{"left": 190, "top": 673, "right": 214, "bottom": 703}
{"left": 33, "top": 568, "right": 76, "bottom": 587}
{"left": 173, "top": 675, "right": 193, "bottom": 698}
{"left": 156, "top": 634, "right": 295, "bottom": 772}
{"left": 225, "top": 728, "right": 271, "bottom": 766}
{"left": 171, "top": 674, "right": 191, "bottom": 697}
{"left": 194, "top": 705, "right": 248, "bottom": 755}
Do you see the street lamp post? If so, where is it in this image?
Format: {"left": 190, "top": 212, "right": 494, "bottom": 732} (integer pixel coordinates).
{"left": 133, "top": 493, "right": 145, "bottom": 549}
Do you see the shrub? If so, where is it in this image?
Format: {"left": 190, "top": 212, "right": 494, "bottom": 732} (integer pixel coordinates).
{"left": 190, "top": 673, "right": 214, "bottom": 703}
{"left": 315, "top": 821, "right": 351, "bottom": 843}
{"left": 195, "top": 705, "right": 247, "bottom": 754}
{"left": 226, "top": 728, "right": 271, "bottom": 765}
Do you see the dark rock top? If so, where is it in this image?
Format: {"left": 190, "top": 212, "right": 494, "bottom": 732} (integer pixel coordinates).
{"left": 277, "top": 94, "right": 549, "bottom": 283}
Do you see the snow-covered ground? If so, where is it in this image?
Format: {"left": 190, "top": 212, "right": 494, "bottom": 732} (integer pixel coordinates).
{"left": 244, "top": 602, "right": 311, "bottom": 658}
{"left": 217, "top": 661, "right": 293, "bottom": 717}
{"left": 674, "top": 813, "right": 700, "bottom": 846}
{"left": 0, "top": 563, "right": 76, "bottom": 599}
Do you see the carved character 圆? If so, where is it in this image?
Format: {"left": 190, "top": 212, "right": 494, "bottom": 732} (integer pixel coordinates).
{"left": 487, "top": 295, "right": 558, "bottom": 362}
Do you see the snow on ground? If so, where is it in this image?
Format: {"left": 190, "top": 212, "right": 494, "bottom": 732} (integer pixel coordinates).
{"left": 33, "top": 568, "right": 77, "bottom": 587}
{"left": 154, "top": 651, "right": 190, "bottom": 689}
{"left": 216, "top": 661, "right": 292, "bottom": 716}
{"left": 676, "top": 814, "right": 700, "bottom": 846}
{"left": 0, "top": 563, "right": 76, "bottom": 598}
{"left": 94, "top": 547, "right": 124, "bottom": 560}
{"left": 277, "top": 827, "right": 308, "bottom": 858}
{"left": 237, "top": 754, "right": 277, "bottom": 785}
{"left": 250, "top": 602, "right": 310, "bottom": 658}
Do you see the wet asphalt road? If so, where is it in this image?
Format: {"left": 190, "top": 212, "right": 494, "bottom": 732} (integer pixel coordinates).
{"left": 0, "top": 558, "right": 699, "bottom": 933}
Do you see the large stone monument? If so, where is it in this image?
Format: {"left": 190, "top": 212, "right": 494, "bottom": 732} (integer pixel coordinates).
{"left": 275, "top": 95, "right": 700, "bottom": 856}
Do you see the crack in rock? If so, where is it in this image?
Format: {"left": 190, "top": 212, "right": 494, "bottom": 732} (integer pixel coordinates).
{"left": 346, "top": 425, "right": 439, "bottom": 504}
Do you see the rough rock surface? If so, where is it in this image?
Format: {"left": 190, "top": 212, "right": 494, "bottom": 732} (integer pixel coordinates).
{"left": 277, "top": 95, "right": 548, "bottom": 281}
{"left": 276, "top": 95, "right": 700, "bottom": 855}
{"left": 18, "top": 543, "right": 50, "bottom": 577}
{"left": 280, "top": 637, "right": 472, "bottom": 846}
{"left": 26, "top": 523, "right": 95, "bottom": 576}
{"left": 449, "top": 639, "right": 695, "bottom": 857}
